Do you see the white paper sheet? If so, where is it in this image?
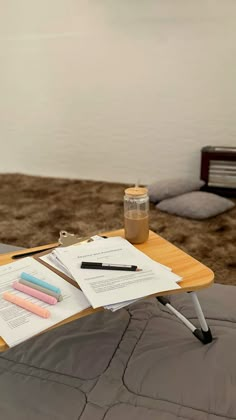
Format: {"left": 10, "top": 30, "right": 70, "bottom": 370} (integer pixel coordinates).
{"left": 54, "top": 237, "right": 181, "bottom": 309}
{"left": 39, "top": 235, "right": 107, "bottom": 279}
{"left": 40, "top": 235, "right": 173, "bottom": 277}
{"left": 40, "top": 253, "right": 74, "bottom": 278}
{"left": 40, "top": 237, "right": 177, "bottom": 312}
{"left": 104, "top": 298, "right": 141, "bottom": 311}
{"left": 0, "top": 257, "right": 90, "bottom": 347}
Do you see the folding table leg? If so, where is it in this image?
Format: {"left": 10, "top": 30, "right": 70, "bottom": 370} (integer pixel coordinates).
{"left": 157, "top": 292, "right": 213, "bottom": 345}
{"left": 189, "top": 292, "right": 212, "bottom": 344}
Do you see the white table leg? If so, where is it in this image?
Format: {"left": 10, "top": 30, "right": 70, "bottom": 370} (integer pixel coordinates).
{"left": 157, "top": 292, "right": 213, "bottom": 345}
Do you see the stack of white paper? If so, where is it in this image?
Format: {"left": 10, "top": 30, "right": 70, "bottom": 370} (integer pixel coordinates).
{"left": 0, "top": 257, "right": 90, "bottom": 347}
{"left": 49, "top": 237, "right": 182, "bottom": 310}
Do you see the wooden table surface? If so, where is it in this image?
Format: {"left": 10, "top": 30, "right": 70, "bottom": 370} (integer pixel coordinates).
{"left": 0, "top": 229, "right": 214, "bottom": 351}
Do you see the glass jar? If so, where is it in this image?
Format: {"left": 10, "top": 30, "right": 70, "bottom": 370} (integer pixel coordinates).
{"left": 124, "top": 187, "right": 149, "bottom": 244}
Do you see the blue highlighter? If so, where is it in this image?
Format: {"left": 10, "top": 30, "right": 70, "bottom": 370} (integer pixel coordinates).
{"left": 20, "top": 272, "right": 61, "bottom": 294}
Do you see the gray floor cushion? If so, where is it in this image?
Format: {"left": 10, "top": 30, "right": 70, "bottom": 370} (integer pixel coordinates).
{"left": 148, "top": 178, "right": 204, "bottom": 203}
{"left": 156, "top": 191, "right": 235, "bottom": 219}
{"left": 0, "top": 284, "right": 235, "bottom": 420}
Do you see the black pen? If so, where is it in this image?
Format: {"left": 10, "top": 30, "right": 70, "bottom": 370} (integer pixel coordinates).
{"left": 12, "top": 245, "right": 58, "bottom": 259}
{"left": 80, "top": 262, "right": 141, "bottom": 271}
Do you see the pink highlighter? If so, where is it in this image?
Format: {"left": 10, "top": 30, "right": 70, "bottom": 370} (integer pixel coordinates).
{"left": 12, "top": 281, "right": 57, "bottom": 305}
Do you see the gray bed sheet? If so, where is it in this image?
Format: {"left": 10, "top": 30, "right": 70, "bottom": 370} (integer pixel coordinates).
{"left": 0, "top": 284, "right": 235, "bottom": 420}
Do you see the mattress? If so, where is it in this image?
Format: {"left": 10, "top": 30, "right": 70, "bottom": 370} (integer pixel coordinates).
{"left": 0, "top": 283, "right": 235, "bottom": 420}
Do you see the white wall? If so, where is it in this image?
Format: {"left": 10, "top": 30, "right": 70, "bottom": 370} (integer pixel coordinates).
{"left": 0, "top": 1, "right": 236, "bottom": 184}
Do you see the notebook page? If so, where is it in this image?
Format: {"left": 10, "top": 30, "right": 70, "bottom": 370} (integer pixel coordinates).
{"left": 0, "top": 257, "right": 90, "bottom": 347}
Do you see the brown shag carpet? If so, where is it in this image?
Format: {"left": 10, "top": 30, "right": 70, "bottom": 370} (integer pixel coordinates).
{"left": 0, "top": 173, "right": 235, "bottom": 286}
